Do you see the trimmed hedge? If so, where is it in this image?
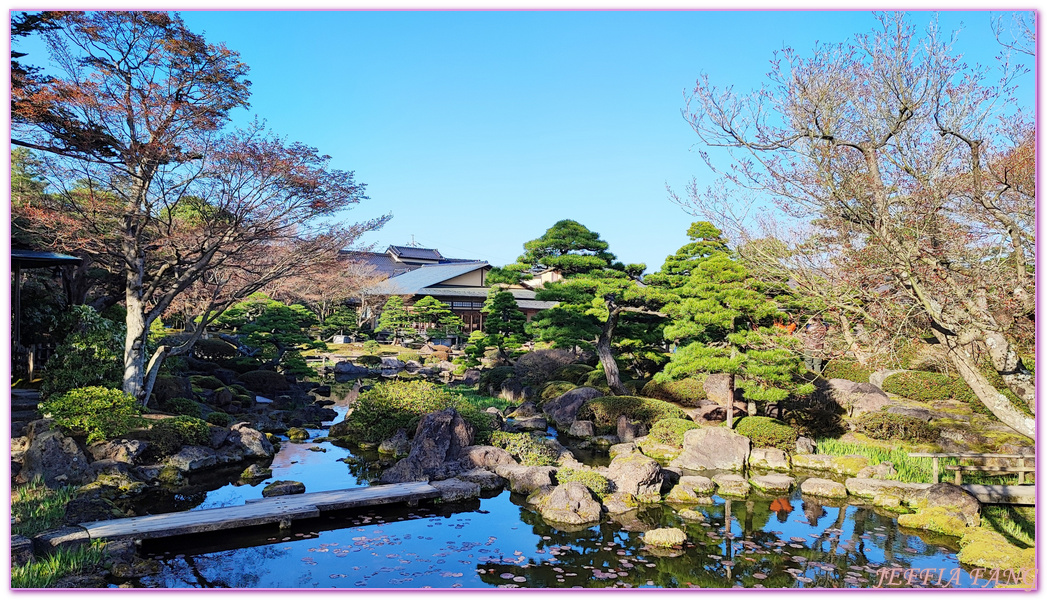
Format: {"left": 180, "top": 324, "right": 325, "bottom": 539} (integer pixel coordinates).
{"left": 821, "top": 360, "right": 874, "bottom": 384}
{"left": 577, "top": 396, "right": 688, "bottom": 433}
{"left": 539, "top": 381, "right": 577, "bottom": 402}
{"left": 854, "top": 411, "right": 940, "bottom": 443}
{"left": 647, "top": 418, "right": 701, "bottom": 447}
{"left": 189, "top": 375, "right": 224, "bottom": 390}
{"left": 734, "top": 416, "right": 798, "bottom": 452}
{"left": 553, "top": 363, "right": 596, "bottom": 385}
{"left": 39, "top": 386, "right": 143, "bottom": 444}
{"left": 191, "top": 338, "right": 238, "bottom": 362}
{"left": 162, "top": 396, "right": 203, "bottom": 418}
{"left": 490, "top": 431, "right": 559, "bottom": 466}
{"left": 149, "top": 416, "right": 212, "bottom": 455}
{"left": 206, "top": 411, "right": 234, "bottom": 427}
{"left": 641, "top": 376, "right": 707, "bottom": 407}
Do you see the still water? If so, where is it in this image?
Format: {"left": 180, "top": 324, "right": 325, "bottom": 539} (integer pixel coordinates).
{"left": 132, "top": 390, "right": 991, "bottom": 589}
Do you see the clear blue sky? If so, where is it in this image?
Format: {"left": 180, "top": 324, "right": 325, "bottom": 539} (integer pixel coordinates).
{"left": 20, "top": 10, "right": 1037, "bottom": 271}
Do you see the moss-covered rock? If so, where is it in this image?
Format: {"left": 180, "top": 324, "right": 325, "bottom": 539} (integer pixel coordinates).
{"left": 712, "top": 473, "right": 750, "bottom": 497}
{"left": 643, "top": 527, "right": 686, "bottom": 547}
{"left": 897, "top": 506, "right": 970, "bottom": 538}
{"left": 844, "top": 477, "right": 926, "bottom": 501}
{"left": 749, "top": 474, "right": 795, "bottom": 495}
{"left": 957, "top": 527, "right": 1036, "bottom": 575}
{"left": 800, "top": 477, "right": 847, "bottom": 499}
{"left": 793, "top": 453, "right": 870, "bottom": 476}
{"left": 286, "top": 427, "right": 309, "bottom": 443}
{"left": 677, "top": 509, "right": 706, "bottom": 521}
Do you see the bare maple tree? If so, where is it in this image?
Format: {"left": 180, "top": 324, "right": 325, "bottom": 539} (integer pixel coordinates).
{"left": 12, "top": 12, "right": 387, "bottom": 404}
{"left": 677, "top": 12, "right": 1035, "bottom": 437}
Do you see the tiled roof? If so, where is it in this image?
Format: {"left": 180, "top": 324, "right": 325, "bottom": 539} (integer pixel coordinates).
{"left": 366, "top": 262, "right": 491, "bottom": 295}
{"left": 388, "top": 245, "right": 443, "bottom": 261}
{"left": 342, "top": 251, "right": 414, "bottom": 278}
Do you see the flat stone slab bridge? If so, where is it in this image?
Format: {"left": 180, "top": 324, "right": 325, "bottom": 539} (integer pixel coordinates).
{"left": 80, "top": 482, "right": 440, "bottom": 541}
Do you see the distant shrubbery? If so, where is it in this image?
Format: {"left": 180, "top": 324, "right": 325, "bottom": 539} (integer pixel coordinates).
{"left": 734, "top": 416, "right": 797, "bottom": 452}
{"left": 553, "top": 364, "right": 594, "bottom": 385}
{"left": 641, "top": 376, "right": 707, "bottom": 407}
{"left": 206, "top": 411, "right": 234, "bottom": 427}
{"left": 577, "top": 396, "right": 688, "bottom": 433}
{"left": 854, "top": 411, "right": 940, "bottom": 443}
{"left": 191, "top": 338, "right": 238, "bottom": 362}
{"left": 40, "top": 386, "right": 143, "bottom": 444}
{"left": 478, "top": 366, "right": 516, "bottom": 396}
{"left": 162, "top": 397, "right": 203, "bottom": 418}
{"left": 338, "top": 381, "right": 492, "bottom": 444}
{"left": 539, "top": 381, "right": 577, "bottom": 402}
{"left": 356, "top": 355, "right": 383, "bottom": 368}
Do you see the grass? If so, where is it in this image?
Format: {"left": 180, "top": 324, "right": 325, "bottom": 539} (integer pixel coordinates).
{"left": 816, "top": 438, "right": 1028, "bottom": 485}
{"left": 443, "top": 384, "right": 511, "bottom": 412}
{"left": 12, "top": 478, "right": 78, "bottom": 537}
{"left": 980, "top": 505, "right": 1035, "bottom": 548}
{"left": 11, "top": 541, "right": 108, "bottom": 588}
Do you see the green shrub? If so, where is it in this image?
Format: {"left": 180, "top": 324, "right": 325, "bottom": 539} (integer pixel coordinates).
{"left": 189, "top": 375, "right": 224, "bottom": 390}
{"left": 149, "top": 416, "right": 212, "bottom": 454}
{"left": 734, "top": 416, "right": 798, "bottom": 452}
{"left": 555, "top": 467, "right": 611, "bottom": 496}
{"left": 362, "top": 340, "right": 381, "bottom": 354}
{"left": 238, "top": 370, "right": 290, "bottom": 395}
{"left": 217, "top": 356, "right": 265, "bottom": 374}
{"left": 539, "top": 381, "right": 577, "bottom": 402}
{"left": 821, "top": 360, "right": 874, "bottom": 383}
{"left": 40, "top": 307, "right": 124, "bottom": 400}
{"left": 400, "top": 352, "right": 422, "bottom": 363}
{"left": 478, "top": 366, "right": 516, "bottom": 395}
{"left": 151, "top": 375, "right": 192, "bottom": 406}
{"left": 279, "top": 351, "right": 315, "bottom": 378}
{"left": 162, "top": 396, "right": 203, "bottom": 418}
{"left": 647, "top": 418, "right": 701, "bottom": 447}
{"left": 428, "top": 350, "right": 450, "bottom": 363}
{"left": 577, "top": 396, "right": 688, "bottom": 433}
{"left": 338, "top": 380, "right": 492, "bottom": 444}
{"left": 490, "top": 431, "right": 558, "bottom": 466}
{"left": 40, "top": 387, "right": 143, "bottom": 444}
{"left": 191, "top": 338, "right": 238, "bottom": 362}
{"left": 206, "top": 411, "right": 233, "bottom": 427}
{"left": 553, "top": 363, "right": 595, "bottom": 385}
{"left": 356, "top": 355, "right": 383, "bottom": 368}
{"left": 854, "top": 411, "right": 940, "bottom": 443}
{"left": 583, "top": 369, "right": 608, "bottom": 389}
{"left": 641, "top": 376, "right": 707, "bottom": 407}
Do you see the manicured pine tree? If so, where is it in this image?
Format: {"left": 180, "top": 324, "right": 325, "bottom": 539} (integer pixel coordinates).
{"left": 464, "top": 289, "right": 530, "bottom": 363}
{"left": 376, "top": 296, "right": 412, "bottom": 345}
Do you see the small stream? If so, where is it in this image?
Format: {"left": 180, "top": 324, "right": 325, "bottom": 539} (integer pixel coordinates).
{"left": 129, "top": 386, "right": 994, "bottom": 589}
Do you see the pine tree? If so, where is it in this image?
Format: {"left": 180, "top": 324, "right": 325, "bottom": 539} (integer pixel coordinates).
{"left": 376, "top": 296, "right": 411, "bottom": 345}
{"left": 464, "top": 289, "right": 530, "bottom": 363}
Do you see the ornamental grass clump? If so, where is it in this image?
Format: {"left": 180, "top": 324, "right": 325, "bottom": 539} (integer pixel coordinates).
{"left": 39, "top": 386, "right": 143, "bottom": 444}
{"left": 734, "top": 416, "right": 797, "bottom": 452}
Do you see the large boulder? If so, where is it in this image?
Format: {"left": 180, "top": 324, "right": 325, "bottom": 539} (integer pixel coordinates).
{"left": 16, "top": 421, "right": 94, "bottom": 488}
{"left": 380, "top": 357, "right": 406, "bottom": 371}
{"left": 462, "top": 369, "right": 481, "bottom": 385}
{"left": 712, "top": 473, "right": 750, "bottom": 497}
{"left": 908, "top": 482, "right": 981, "bottom": 528}
{"left": 166, "top": 446, "right": 217, "bottom": 473}
{"left": 602, "top": 491, "right": 639, "bottom": 514}
{"left": 670, "top": 427, "right": 750, "bottom": 472}
{"left": 228, "top": 423, "right": 275, "bottom": 458}
{"left": 328, "top": 418, "right": 353, "bottom": 439}
{"left": 544, "top": 387, "right": 604, "bottom": 428}
{"left": 534, "top": 482, "right": 602, "bottom": 525}
{"left": 459, "top": 445, "right": 517, "bottom": 470}
{"left": 507, "top": 401, "right": 539, "bottom": 419}
{"left": 332, "top": 361, "right": 371, "bottom": 376}
{"left": 703, "top": 374, "right": 734, "bottom": 406}
{"left": 606, "top": 452, "right": 663, "bottom": 501}
{"left": 749, "top": 447, "right": 790, "bottom": 471}
{"left": 749, "top": 474, "right": 795, "bottom": 495}
{"left": 568, "top": 420, "right": 596, "bottom": 438}
{"left": 379, "top": 408, "right": 475, "bottom": 483}
{"left": 430, "top": 478, "right": 482, "bottom": 502}
{"left": 87, "top": 440, "right": 148, "bottom": 464}
{"left": 494, "top": 464, "right": 557, "bottom": 494}
{"left": 511, "top": 416, "right": 549, "bottom": 432}
{"left": 378, "top": 429, "right": 411, "bottom": 457}
{"left": 844, "top": 478, "right": 928, "bottom": 502}
{"left": 828, "top": 378, "right": 891, "bottom": 418}
{"left": 617, "top": 415, "right": 648, "bottom": 442}
{"left": 795, "top": 436, "right": 816, "bottom": 454}
{"left": 456, "top": 468, "right": 505, "bottom": 492}
{"left": 665, "top": 475, "right": 716, "bottom": 504}
{"left": 800, "top": 477, "right": 848, "bottom": 499}
{"left": 643, "top": 527, "right": 686, "bottom": 547}
{"left": 856, "top": 461, "right": 898, "bottom": 480}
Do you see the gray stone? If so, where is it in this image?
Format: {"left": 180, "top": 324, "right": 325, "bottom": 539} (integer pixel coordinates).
{"left": 670, "top": 427, "right": 750, "bottom": 472}
{"left": 617, "top": 415, "right": 648, "bottom": 442}
{"left": 749, "top": 447, "right": 791, "bottom": 471}
{"left": 378, "top": 429, "right": 411, "bottom": 457}
{"left": 665, "top": 475, "right": 716, "bottom": 503}
{"left": 241, "top": 463, "right": 272, "bottom": 479}
{"left": 12, "top": 535, "right": 34, "bottom": 566}
{"left": 568, "top": 420, "right": 596, "bottom": 438}
{"left": 90, "top": 459, "right": 133, "bottom": 477}
{"left": 801, "top": 477, "right": 848, "bottom": 499}
{"left": 749, "top": 474, "right": 795, "bottom": 494}
{"left": 511, "top": 416, "right": 548, "bottom": 432}
{"left": 643, "top": 527, "right": 686, "bottom": 547}
{"left": 228, "top": 423, "right": 274, "bottom": 458}
{"left": 328, "top": 418, "right": 352, "bottom": 439}
{"left": 795, "top": 436, "right": 816, "bottom": 454}
{"left": 544, "top": 387, "right": 603, "bottom": 428}
{"left": 381, "top": 357, "right": 406, "bottom": 370}
{"left": 591, "top": 435, "right": 620, "bottom": 449}
{"left": 456, "top": 468, "right": 504, "bottom": 491}
{"left": 262, "top": 480, "right": 305, "bottom": 497}
{"left": 459, "top": 445, "right": 517, "bottom": 469}
{"left": 856, "top": 461, "right": 898, "bottom": 480}
{"left": 712, "top": 473, "right": 751, "bottom": 497}
{"left": 677, "top": 509, "right": 705, "bottom": 521}
{"left": 167, "top": 446, "right": 218, "bottom": 472}
{"left": 828, "top": 378, "right": 891, "bottom": 418}
{"left": 499, "top": 379, "right": 533, "bottom": 403}
{"left": 379, "top": 408, "right": 475, "bottom": 483}
{"left": 507, "top": 401, "right": 539, "bottom": 418}
{"left": 606, "top": 452, "right": 663, "bottom": 501}
{"left": 609, "top": 442, "right": 638, "bottom": 458}
{"left": 886, "top": 406, "right": 936, "bottom": 422}
{"left": 535, "top": 482, "right": 602, "bottom": 525}
{"left": 333, "top": 361, "right": 371, "bottom": 376}
{"left": 430, "top": 478, "right": 482, "bottom": 502}
{"left": 703, "top": 373, "right": 735, "bottom": 406}
{"left": 87, "top": 439, "right": 148, "bottom": 464}
{"left": 844, "top": 478, "right": 928, "bottom": 501}
{"left": 462, "top": 369, "right": 481, "bottom": 385}
{"left": 493, "top": 464, "right": 557, "bottom": 494}
{"left": 602, "top": 491, "right": 639, "bottom": 514}
{"left": 17, "top": 425, "right": 94, "bottom": 488}
{"left": 909, "top": 482, "right": 981, "bottom": 527}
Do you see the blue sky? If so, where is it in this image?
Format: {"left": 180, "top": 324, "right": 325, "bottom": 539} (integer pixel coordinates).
{"left": 17, "top": 10, "right": 1037, "bottom": 271}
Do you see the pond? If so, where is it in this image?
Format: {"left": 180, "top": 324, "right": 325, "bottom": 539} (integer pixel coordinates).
{"left": 128, "top": 389, "right": 996, "bottom": 589}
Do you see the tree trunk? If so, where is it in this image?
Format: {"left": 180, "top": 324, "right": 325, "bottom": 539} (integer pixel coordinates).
{"left": 597, "top": 304, "right": 628, "bottom": 396}
{"left": 123, "top": 290, "right": 148, "bottom": 403}
{"left": 835, "top": 312, "right": 868, "bottom": 366}
{"left": 932, "top": 328, "right": 1035, "bottom": 439}
{"left": 981, "top": 330, "right": 1035, "bottom": 412}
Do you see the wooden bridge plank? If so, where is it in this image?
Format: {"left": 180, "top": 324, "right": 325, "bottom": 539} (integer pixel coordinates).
{"left": 80, "top": 482, "right": 439, "bottom": 541}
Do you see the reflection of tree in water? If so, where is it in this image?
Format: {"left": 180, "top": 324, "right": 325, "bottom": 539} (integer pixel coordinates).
{"left": 149, "top": 545, "right": 289, "bottom": 588}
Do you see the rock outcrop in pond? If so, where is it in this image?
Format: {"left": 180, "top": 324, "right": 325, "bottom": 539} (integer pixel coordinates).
{"left": 379, "top": 408, "right": 475, "bottom": 483}
{"left": 670, "top": 427, "right": 750, "bottom": 471}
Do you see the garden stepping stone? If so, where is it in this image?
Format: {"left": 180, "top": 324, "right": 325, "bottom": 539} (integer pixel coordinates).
{"left": 749, "top": 474, "right": 795, "bottom": 494}
{"left": 800, "top": 477, "right": 848, "bottom": 499}
{"left": 712, "top": 473, "right": 750, "bottom": 497}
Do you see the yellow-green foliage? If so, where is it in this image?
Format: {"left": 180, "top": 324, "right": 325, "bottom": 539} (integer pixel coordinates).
{"left": 584, "top": 369, "right": 608, "bottom": 389}
{"left": 734, "top": 416, "right": 797, "bottom": 452}
{"left": 821, "top": 360, "right": 873, "bottom": 383}
{"left": 11, "top": 540, "right": 107, "bottom": 588}
{"left": 897, "top": 507, "right": 969, "bottom": 538}
{"left": 640, "top": 376, "right": 707, "bottom": 407}
{"left": 39, "top": 387, "right": 143, "bottom": 444}
{"left": 11, "top": 479, "right": 77, "bottom": 537}
{"left": 957, "top": 527, "right": 1036, "bottom": 574}
{"left": 490, "top": 431, "right": 558, "bottom": 466}
{"left": 162, "top": 396, "right": 203, "bottom": 418}
{"left": 539, "top": 380, "right": 577, "bottom": 401}
{"left": 647, "top": 418, "right": 701, "bottom": 447}
{"left": 578, "top": 395, "right": 688, "bottom": 432}
{"left": 556, "top": 467, "right": 611, "bottom": 496}
{"left": 854, "top": 411, "right": 939, "bottom": 442}
{"left": 148, "top": 416, "right": 212, "bottom": 455}
{"left": 339, "top": 380, "right": 492, "bottom": 444}
{"left": 189, "top": 375, "right": 224, "bottom": 390}
{"left": 553, "top": 363, "right": 595, "bottom": 385}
